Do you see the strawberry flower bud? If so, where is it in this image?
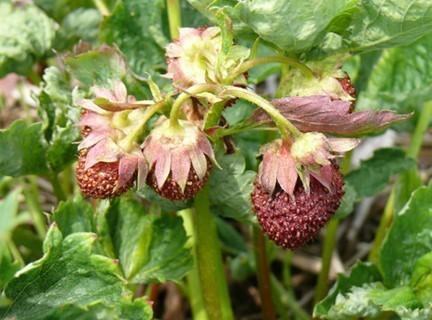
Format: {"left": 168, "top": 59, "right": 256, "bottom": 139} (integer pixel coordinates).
{"left": 166, "top": 27, "right": 249, "bottom": 88}
{"left": 142, "top": 119, "right": 216, "bottom": 201}
{"left": 76, "top": 81, "right": 148, "bottom": 198}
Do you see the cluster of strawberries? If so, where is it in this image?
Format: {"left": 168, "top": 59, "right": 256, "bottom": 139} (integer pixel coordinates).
{"left": 75, "top": 27, "right": 408, "bottom": 249}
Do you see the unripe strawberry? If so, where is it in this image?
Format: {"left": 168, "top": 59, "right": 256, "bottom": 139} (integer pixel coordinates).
{"left": 142, "top": 119, "right": 215, "bottom": 201}
{"left": 252, "top": 164, "right": 344, "bottom": 249}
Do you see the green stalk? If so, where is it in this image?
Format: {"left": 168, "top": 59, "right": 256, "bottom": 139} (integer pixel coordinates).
{"left": 169, "top": 84, "right": 218, "bottom": 127}
{"left": 48, "top": 172, "right": 66, "bottom": 202}
{"left": 252, "top": 226, "right": 276, "bottom": 320}
{"left": 222, "top": 86, "right": 302, "bottom": 139}
{"left": 180, "top": 209, "right": 209, "bottom": 320}
{"left": 193, "top": 187, "right": 234, "bottom": 320}
{"left": 368, "top": 189, "right": 395, "bottom": 263}
{"left": 167, "top": 0, "right": 181, "bottom": 40}
{"left": 314, "top": 152, "right": 352, "bottom": 304}
{"left": 228, "top": 56, "right": 314, "bottom": 83}
{"left": 314, "top": 218, "right": 339, "bottom": 304}
{"left": 23, "top": 177, "right": 46, "bottom": 238}
{"left": 407, "top": 102, "right": 432, "bottom": 159}
{"left": 7, "top": 239, "right": 24, "bottom": 266}
{"left": 369, "top": 101, "right": 432, "bottom": 262}
{"left": 119, "top": 101, "right": 166, "bottom": 151}
{"left": 93, "top": 0, "right": 110, "bottom": 16}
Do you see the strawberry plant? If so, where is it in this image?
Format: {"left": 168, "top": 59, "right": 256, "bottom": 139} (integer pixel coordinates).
{"left": 1, "top": 0, "right": 432, "bottom": 319}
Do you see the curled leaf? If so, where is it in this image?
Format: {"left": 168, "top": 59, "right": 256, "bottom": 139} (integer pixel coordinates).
{"left": 253, "top": 95, "right": 411, "bottom": 136}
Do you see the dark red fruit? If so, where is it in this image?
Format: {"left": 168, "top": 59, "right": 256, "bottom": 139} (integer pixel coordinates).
{"left": 76, "top": 149, "right": 134, "bottom": 198}
{"left": 147, "top": 159, "right": 212, "bottom": 201}
{"left": 337, "top": 74, "right": 356, "bottom": 98}
{"left": 251, "top": 164, "right": 344, "bottom": 249}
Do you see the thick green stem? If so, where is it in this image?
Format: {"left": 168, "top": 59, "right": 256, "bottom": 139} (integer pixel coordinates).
{"left": 193, "top": 187, "right": 234, "bottom": 320}
{"left": 167, "top": 0, "right": 181, "bottom": 40}
{"left": 253, "top": 226, "right": 276, "bottom": 320}
{"left": 228, "top": 56, "right": 314, "bottom": 83}
{"left": 48, "top": 172, "right": 66, "bottom": 202}
{"left": 222, "top": 86, "right": 302, "bottom": 139}
{"left": 119, "top": 101, "right": 165, "bottom": 151}
{"left": 314, "top": 152, "right": 352, "bottom": 304}
{"left": 407, "top": 102, "right": 432, "bottom": 159}
{"left": 93, "top": 0, "right": 110, "bottom": 16}
{"left": 169, "top": 84, "right": 218, "bottom": 127}
{"left": 7, "top": 239, "right": 24, "bottom": 266}
{"left": 314, "top": 218, "right": 339, "bottom": 304}
{"left": 369, "top": 101, "right": 432, "bottom": 262}
{"left": 368, "top": 189, "right": 395, "bottom": 263}
{"left": 180, "top": 209, "right": 209, "bottom": 320}
{"left": 24, "top": 177, "right": 46, "bottom": 238}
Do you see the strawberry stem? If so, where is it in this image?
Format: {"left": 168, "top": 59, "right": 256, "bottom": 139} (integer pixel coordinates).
{"left": 253, "top": 226, "right": 276, "bottom": 320}
{"left": 169, "top": 84, "right": 219, "bottom": 128}
{"left": 119, "top": 100, "right": 165, "bottom": 151}
{"left": 226, "top": 56, "right": 314, "bottom": 84}
{"left": 193, "top": 186, "right": 234, "bottom": 320}
{"left": 314, "top": 150, "right": 352, "bottom": 304}
{"left": 222, "top": 86, "right": 302, "bottom": 139}
{"left": 167, "top": 0, "right": 181, "bottom": 40}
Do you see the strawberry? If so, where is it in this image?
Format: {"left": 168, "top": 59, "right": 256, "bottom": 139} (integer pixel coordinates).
{"left": 252, "top": 164, "right": 344, "bottom": 249}
{"left": 142, "top": 119, "right": 215, "bottom": 201}
{"left": 76, "top": 149, "right": 135, "bottom": 198}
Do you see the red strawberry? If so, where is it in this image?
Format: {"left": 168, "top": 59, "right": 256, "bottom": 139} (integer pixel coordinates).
{"left": 251, "top": 164, "right": 344, "bottom": 249}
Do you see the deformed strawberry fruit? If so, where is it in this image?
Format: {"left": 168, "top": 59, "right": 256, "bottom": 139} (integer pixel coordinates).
{"left": 142, "top": 118, "right": 216, "bottom": 201}
{"left": 251, "top": 137, "right": 356, "bottom": 249}
{"left": 76, "top": 149, "right": 135, "bottom": 198}
{"left": 251, "top": 164, "right": 344, "bottom": 249}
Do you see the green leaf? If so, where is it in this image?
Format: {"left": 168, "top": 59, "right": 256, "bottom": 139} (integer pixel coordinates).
{"left": 0, "top": 2, "right": 57, "bottom": 76}
{"left": 39, "top": 298, "right": 153, "bottom": 320}
{"left": 380, "top": 183, "right": 432, "bottom": 287}
{"left": 411, "top": 252, "right": 432, "bottom": 306}
{"left": 236, "top": 0, "right": 352, "bottom": 53}
{"left": 0, "top": 189, "right": 21, "bottom": 241}
{"left": 102, "top": 197, "right": 192, "bottom": 283}
{"left": 137, "top": 185, "right": 190, "bottom": 213}
{"left": 38, "top": 66, "right": 80, "bottom": 173}
{"left": 0, "top": 243, "right": 20, "bottom": 289}
{"left": 345, "top": 148, "right": 415, "bottom": 198}
{"left": 0, "top": 121, "right": 49, "bottom": 178}
{"left": 209, "top": 152, "right": 256, "bottom": 221}
{"left": 53, "top": 196, "right": 94, "bottom": 237}
{"left": 356, "top": 35, "right": 432, "bottom": 122}
{"left": 1, "top": 225, "right": 152, "bottom": 320}
{"left": 314, "top": 261, "right": 382, "bottom": 317}
{"left": 342, "top": 0, "right": 432, "bottom": 54}
{"left": 65, "top": 46, "right": 127, "bottom": 87}
{"left": 216, "top": 217, "right": 248, "bottom": 255}
{"left": 369, "top": 286, "right": 422, "bottom": 311}
{"left": 100, "top": 0, "right": 167, "bottom": 76}
{"left": 333, "top": 181, "right": 357, "bottom": 220}
{"left": 55, "top": 8, "right": 101, "bottom": 51}
{"left": 34, "top": 0, "right": 94, "bottom": 21}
